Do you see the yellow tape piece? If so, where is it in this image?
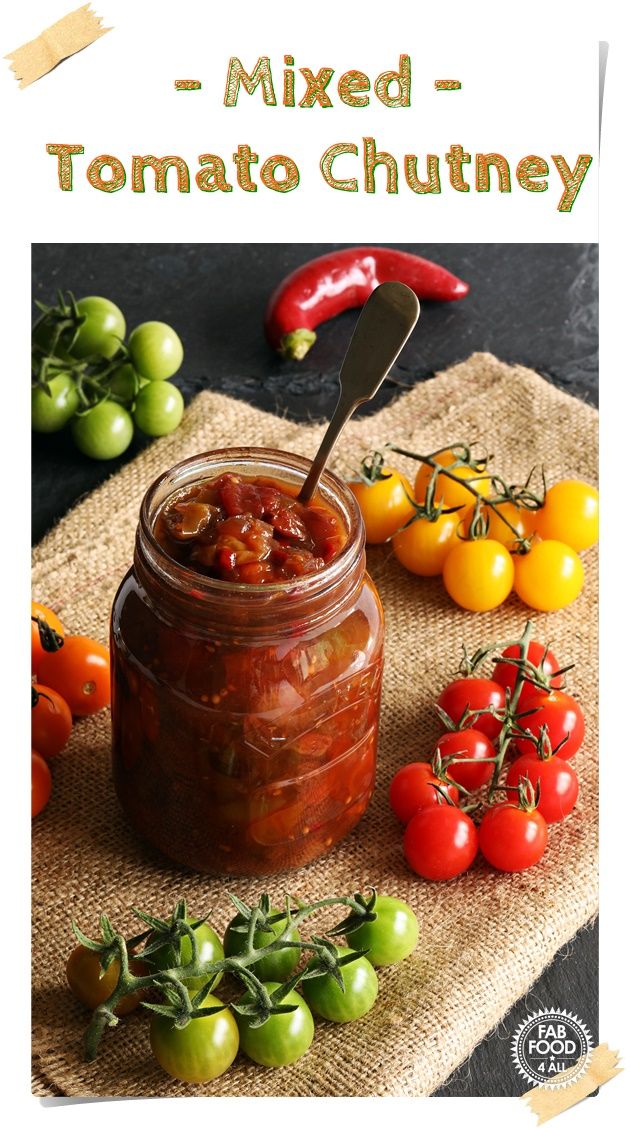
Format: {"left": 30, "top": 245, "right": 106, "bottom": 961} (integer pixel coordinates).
{"left": 5, "top": 4, "right": 111, "bottom": 89}
{"left": 521, "top": 1045, "right": 623, "bottom": 1124}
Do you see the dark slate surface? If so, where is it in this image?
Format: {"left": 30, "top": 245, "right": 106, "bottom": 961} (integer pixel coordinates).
{"left": 31, "top": 242, "right": 598, "bottom": 1096}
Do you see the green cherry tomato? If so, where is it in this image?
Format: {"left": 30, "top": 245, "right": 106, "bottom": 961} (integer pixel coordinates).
{"left": 150, "top": 997, "right": 239, "bottom": 1083}
{"left": 224, "top": 908, "right": 301, "bottom": 982}
{"left": 236, "top": 983, "right": 314, "bottom": 1067}
{"left": 128, "top": 321, "right": 184, "bottom": 380}
{"left": 32, "top": 373, "right": 79, "bottom": 433}
{"left": 71, "top": 400, "right": 134, "bottom": 460}
{"left": 134, "top": 380, "right": 184, "bottom": 436}
{"left": 302, "top": 946, "right": 378, "bottom": 1023}
{"left": 347, "top": 895, "right": 419, "bottom": 967}
{"left": 149, "top": 917, "right": 224, "bottom": 994}
{"left": 70, "top": 296, "right": 126, "bottom": 360}
{"left": 108, "top": 362, "right": 144, "bottom": 404}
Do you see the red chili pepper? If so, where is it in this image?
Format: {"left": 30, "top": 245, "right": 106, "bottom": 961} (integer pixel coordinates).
{"left": 265, "top": 246, "right": 469, "bottom": 361}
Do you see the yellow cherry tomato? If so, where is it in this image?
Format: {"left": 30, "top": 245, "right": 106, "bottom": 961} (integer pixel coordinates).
{"left": 348, "top": 468, "right": 415, "bottom": 544}
{"left": 513, "top": 539, "right": 584, "bottom": 611}
{"left": 415, "top": 449, "right": 491, "bottom": 511}
{"left": 392, "top": 512, "right": 459, "bottom": 576}
{"left": 442, "top": 539, "right": 514, "bottom": 612}
{"left": 531, "top": 480, "right": 599, "bottom": 552}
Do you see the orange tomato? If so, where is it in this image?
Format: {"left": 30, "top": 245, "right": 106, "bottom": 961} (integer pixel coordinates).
{"left": 414, "top": 450, "right": 491, "bottom": 512}
{"left": 32, "top": 751, "right": 52, "bottom": 817}
{"left": 32, "top": 684, "right": 73, "bottom": 758}
{"left": 31, "top": 601, "right": 65, "bottom": 674}
{"left": 349, "top": 468, "right": 415, "bottom": 544}
{"left": 392, "top": 512, "right": 459, "bottom": 576}
{"left": 38, "top": 635, "right": 111, "bottom": 716}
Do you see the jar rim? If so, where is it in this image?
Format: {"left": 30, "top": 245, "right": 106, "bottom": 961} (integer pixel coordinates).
{"left": 138, "top": 445, "right": 365, "bottom": 603}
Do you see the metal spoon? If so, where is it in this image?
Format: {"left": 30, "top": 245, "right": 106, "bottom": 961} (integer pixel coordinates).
{"left": 298, "top": 282, "right": 420, "bottom": 503}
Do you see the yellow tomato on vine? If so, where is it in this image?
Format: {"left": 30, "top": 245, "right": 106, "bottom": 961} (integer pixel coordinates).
{"left": 442, "top": 539, "right": 514, "bottom": 612}
{"left": 513, "top": 540, "right": 584, "bottom": 611}
{"left": 531, "top": 480, "right": 599, "bottom": 552}
{"left": 414, "top": 449, "right": 491, "bottom": 511}
{"left": 392, "top": 512, "right": 460, "bottom": 576}
{"left": 349, "top": 467, "right": 415, "bottom": 544}
{"left": 462, "top": 501, "right": 534, "bottom": 548}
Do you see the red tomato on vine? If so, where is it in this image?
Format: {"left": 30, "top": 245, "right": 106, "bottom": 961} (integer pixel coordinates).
{"left": 437, "top": 678, "right": 505, "bottom": 741}
{"left": 403, "top": 805, "right": 479, "bottom": 880}
{"left": 389, "top": 761, "right": 459, "bottom": 824}
{"left": 478, "top": 803, "right": 548, "bottom": 872}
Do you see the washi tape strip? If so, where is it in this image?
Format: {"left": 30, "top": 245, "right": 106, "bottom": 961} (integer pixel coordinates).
{"left": 5, "top": 4, "right": 111, "bottom": 89}
{"left": 521, "top": 1045, "right": 623, "bottom": 1124}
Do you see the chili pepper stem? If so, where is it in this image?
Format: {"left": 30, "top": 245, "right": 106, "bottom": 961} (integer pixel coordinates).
{"left": 279, "top": 329, "right": 317, "bottom": 361}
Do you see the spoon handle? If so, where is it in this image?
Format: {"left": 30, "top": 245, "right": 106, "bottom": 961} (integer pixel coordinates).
{"left": 298, "top": 282, "right": 420, "bottom": 503}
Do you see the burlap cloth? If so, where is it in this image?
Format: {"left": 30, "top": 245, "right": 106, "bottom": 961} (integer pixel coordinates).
{"left": 31, "top": 353, "right": 598, "bottom": 1098}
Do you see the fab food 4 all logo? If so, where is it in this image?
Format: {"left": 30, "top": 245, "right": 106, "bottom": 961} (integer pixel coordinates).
{"left": 511, "top": 1010, "right": 593, "bottom": 1089}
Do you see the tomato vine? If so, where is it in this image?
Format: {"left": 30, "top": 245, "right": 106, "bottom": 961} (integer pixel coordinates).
{"left": 434, "top": 620, "right": 560, "bottom": 799}
{"left": 383, "top": 441, "right": 545, "bottom": 548}
{"left": 74, "top": 889, "right": 386, "bottom": 1062}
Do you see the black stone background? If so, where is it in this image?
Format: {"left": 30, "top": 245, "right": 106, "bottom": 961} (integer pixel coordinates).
{"left": 31, "top": 243, "right": 598, "bottom": 1097}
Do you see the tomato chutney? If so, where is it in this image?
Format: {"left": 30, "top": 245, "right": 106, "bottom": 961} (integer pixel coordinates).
{"left": 110, "top": 448, "right": 384, "bottom": 875}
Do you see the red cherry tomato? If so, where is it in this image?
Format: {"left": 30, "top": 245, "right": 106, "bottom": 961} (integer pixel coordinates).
{"left": 493, "top": 641, "right": 562, "bottom": 705}
{"left": 32, "top": 684, "right": 73, "bottom": 759}
{"left": 32, "top": 751, "right": 52, "bottom": 817}
{"left": 506, "top": 754, "right": 579, "bottom": 823}
{"left": 434, "top": 729, "right": 496, "bottom": 791}
{"left": 37, "top": 635, "right": 111, "bottom": 716}
{"left": 511, "top": 689, "right": 585, "bottom": 760}
{"left": 437, "top": 677, "right": 505, "bottom": 741}
{"left": 389, "top": 762, "right": 459, "bottom": 824}
{"left": 478, "top": 804, "right": 548, "bottom": 872}
{"left": 403, "top": 805, "right": 479, "bottom": 880}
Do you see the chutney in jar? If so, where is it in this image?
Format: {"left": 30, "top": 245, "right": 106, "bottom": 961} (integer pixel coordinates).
{"left": 111, "top": 448, "right": 384, "bottom": 876}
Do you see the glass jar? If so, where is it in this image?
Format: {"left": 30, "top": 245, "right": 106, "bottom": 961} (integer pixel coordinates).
{"left": 111, "top": 447, "right": 384, "bottom": 876}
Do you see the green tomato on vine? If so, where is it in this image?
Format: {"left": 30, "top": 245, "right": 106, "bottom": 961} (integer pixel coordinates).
{"left": 150, "top": 999, "right": 239, "bottom": 1083}
{"left": 71, "top": 401, "right": 134, "bottom": 460}
{"left": 134, "top": 381, "right": 184, "bottom": 436}
{"left": 128, "top": 321, "right": 184, "bottom": 380}
{"left": 69, "top": 296, "right": 126, "bottom": 360}
{"left": 236, "top": 984, "right": 314, "bottom": 1067}
{"left": 223, "top": 907, "right": 301, "bottom": 981}
{"left": 32, "top": 373, "right": 80, "bottom": 433}
{"left": 149, "top": 917, "right": 224, "bottom": 994}
{"left": 347, "top": 896, "right": 419, "bottom": 966}
{"left": 302, "top": 945, "right": 378, "bottom": 1022}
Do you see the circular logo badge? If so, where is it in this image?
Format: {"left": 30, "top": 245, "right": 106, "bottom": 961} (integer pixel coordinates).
{"left": 511, "top": 1009, "right": 593, "bottom": 1089}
